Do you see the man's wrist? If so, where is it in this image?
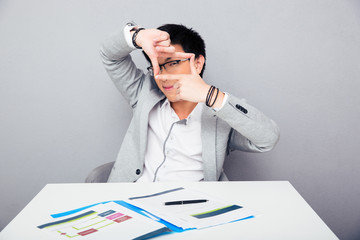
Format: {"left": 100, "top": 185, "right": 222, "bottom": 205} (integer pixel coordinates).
{"left": 124, "top": 22, "right": 145, "bottom": 50}
{"left": 131, "top": 28, "right": 145, "bottom": 49}
{"left": 203, "top": 85, "right": 226, "bottom": 110}
{"left": 211, "top": 91, "right": 225, "bottom": 109}
{"left": 205, "top": 85, "right": 220, "bottom": 107}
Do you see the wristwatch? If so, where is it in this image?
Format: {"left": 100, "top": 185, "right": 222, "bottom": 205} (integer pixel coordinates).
{"left": 125, "top": 21, "right": 144, "bottom": 49}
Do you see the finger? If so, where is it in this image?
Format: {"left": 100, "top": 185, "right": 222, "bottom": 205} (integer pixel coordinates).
{"left": 155, "top": 74, "right": 181, "bottom": 81}
{"left": 189, "top": 54, "right": 197, "bottom": 74}
{"left": 156, "top": 51, "right": 192, "bottom": 59}
{"left": 155, "top": 51, "right": 193, "bottom": 59}
{"left": 172, "top": 52, "right": 194, "bottom": 59}
{"left": 151, "top": 58, "right": 160, "bottom": 76}
{"left": 155, "top": 46, "right": 175, "bottom": 54}
{"left": 173, "top": 82, "right": 180, "bottom": 89}
{"left": 153, "top": 32, "right": 170, "bottom": 42}
{"left": 154, "top": 40, "right": 171, "bottom": 47}
{"left": 175, "top": 92, "right": 181, "bottom": 101}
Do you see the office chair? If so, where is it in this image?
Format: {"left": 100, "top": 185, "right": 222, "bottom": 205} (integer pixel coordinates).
{"left": 85, "top": 161, "right": 115, "bottom": 183}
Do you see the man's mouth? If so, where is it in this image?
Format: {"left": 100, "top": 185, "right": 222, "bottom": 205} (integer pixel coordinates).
{"left": 163, "top": 85, "right": 173, "bottom": 91}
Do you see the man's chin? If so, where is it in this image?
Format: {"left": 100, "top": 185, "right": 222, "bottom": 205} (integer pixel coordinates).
{"left": 166, "top": 97, "right": 179, "bottom": 103}
{"left": 162, "top": 92, "right": 178, "bottom": 103}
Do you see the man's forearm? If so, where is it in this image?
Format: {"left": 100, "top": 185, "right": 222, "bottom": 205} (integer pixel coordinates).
{"left": 215, "top": 93, "right": 280, "bottom": 152}
{"left": 100, "top": 27, "right": 146, "bottom": 108}
{"left": 100, "top": 29, "right": 134, "bottom": 63}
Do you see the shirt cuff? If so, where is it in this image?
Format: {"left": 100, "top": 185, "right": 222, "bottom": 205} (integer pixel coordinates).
{"left": 123, "top": 23, "right": 138, "bottom": 50}
{"left": 213, "top": 92, "right": 229, "bottom": 111}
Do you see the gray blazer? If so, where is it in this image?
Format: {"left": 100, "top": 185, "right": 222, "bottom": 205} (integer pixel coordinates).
{"left": 100, "top": 29, "right": 280, "bottom": 182}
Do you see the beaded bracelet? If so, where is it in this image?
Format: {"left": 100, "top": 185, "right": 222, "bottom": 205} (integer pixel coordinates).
{"left": 209, "top": 87, "right": 219, "bottom": 107}
{"left": 206, "top": 85, "right": 215, "bottom": 107}
{"left": 206, "top": 85, "right": 220, "bottom": 107}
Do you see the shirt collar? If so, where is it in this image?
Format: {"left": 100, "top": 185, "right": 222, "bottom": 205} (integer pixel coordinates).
{"left": 159, "top": 97, "right": 169, "bottom": 110}
{"left": 160, "top": 98, "right": 203, "bottom": 124}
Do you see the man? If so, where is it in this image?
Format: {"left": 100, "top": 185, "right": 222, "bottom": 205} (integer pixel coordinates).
{"left": 100, "top": 22, "right": 279, "bottom": 182}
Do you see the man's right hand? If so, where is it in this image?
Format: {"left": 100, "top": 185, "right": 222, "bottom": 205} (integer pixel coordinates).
{"left": 132, "top": 29, "right": 175, "bottom": 76}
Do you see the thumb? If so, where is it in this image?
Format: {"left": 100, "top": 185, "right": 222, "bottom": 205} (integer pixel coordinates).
{"left": 151, "top": 58, "right": 160, "bottom": 76}
{"left": 189, "top": 54, "right": 197, "bottom": 74}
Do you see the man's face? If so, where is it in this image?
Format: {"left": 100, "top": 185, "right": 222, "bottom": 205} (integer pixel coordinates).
{"left": 155, "top": 44, "right": 191, "bottom": 102}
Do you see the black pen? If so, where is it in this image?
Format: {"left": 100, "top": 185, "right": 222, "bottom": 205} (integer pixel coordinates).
{"left": 164, "top": 199, "right": 208, "bottom": 206}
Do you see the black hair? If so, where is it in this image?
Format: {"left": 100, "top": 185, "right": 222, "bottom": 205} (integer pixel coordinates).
{"left": 143, "top": 24, "right": 206, "bottom": 77}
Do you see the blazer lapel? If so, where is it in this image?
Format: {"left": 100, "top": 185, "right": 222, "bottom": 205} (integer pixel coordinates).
{"left": 139, "top": 88, "right": 164, "bottom": 162}
{"left": 201, "top": 107, "right": 217, "bottom": 181}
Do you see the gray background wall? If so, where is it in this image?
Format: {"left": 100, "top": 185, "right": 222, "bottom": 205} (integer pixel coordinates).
{"left": 0, "top": 0, "right": 359, "bottom": 239}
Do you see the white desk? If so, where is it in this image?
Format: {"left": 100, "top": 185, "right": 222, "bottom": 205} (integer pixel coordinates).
{"left": 0, "top": 181, "right": 338, "bottom": 240}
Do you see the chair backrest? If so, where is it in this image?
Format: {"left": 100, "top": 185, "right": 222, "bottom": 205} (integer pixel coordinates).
{"left": 85, "top": 161, "right": 115, "bottom": 183}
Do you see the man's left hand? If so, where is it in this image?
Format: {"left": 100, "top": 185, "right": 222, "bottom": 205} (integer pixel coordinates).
{"left": 155, "top": 54, "right": 224, "bottom": 107}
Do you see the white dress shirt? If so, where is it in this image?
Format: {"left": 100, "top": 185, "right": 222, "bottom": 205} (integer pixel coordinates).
{"left": 137, "top": 99, "right": 205, "bottom": 182}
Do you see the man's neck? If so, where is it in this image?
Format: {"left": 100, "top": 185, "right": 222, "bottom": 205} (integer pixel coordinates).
{"left": 170, "top": 100, "right": 198, "bottom": 120}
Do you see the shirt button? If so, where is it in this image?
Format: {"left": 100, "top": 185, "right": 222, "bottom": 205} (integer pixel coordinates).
{"left": 136, "top": 169, "right": 141, "bottom": 175}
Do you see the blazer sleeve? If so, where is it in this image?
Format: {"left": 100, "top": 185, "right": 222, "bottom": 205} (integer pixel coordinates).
{"left": 214, "top": 93, "right": 280, "bottom": 153}
{"left": 99, "top": 28, "right": 146, "bottom": 109}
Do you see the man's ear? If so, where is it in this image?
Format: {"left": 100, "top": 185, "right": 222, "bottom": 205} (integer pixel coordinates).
{"left": 195, "top": 55, "right": 205, "bottom": 75}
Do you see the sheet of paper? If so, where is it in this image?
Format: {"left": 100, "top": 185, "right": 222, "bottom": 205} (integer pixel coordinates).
{"left": 37, "top": 202, "right": 169, "bottom": 240}
{"left": 127, "top": 187, "right": 255, "bottom": 230}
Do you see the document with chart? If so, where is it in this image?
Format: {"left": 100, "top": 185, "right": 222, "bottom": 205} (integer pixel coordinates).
{"left": 127, "top": 187, "right": 256, "bottom": 230}
{"left": 36, "top": 201, "right": 169, "bottom": 239}
{"left": 36, "top": 187, "right": 255, "bottom": 239}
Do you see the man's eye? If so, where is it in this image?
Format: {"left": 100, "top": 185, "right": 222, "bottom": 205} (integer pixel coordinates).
{"left": 168, "top": 61, "right": 179, "bottom": 67}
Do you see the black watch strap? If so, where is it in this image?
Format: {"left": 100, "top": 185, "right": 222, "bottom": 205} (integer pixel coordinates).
{"left": 132, "top": 28, "right": 145, "bottom": 49}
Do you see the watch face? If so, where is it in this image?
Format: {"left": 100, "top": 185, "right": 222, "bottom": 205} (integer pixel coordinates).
{"left": 127, "top": 21, "right": 137, "bottom": 27}
{"left": 127, "top": 21, "right": 137, "bottom": 31}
